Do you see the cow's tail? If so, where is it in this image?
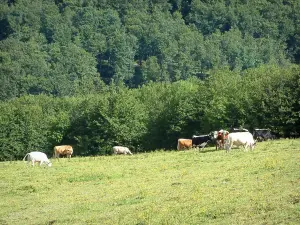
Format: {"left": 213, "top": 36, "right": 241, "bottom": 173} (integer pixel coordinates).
{"left": 177, "top": 140, "right": 180, "bottom": 150}
{"left": 23, "top": 153, "right": 29, "bottom": 162}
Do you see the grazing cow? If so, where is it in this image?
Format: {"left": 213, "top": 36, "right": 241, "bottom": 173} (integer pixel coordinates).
{"left": 23, "top": 152, "right": 52, "bottom": 167}
{"left": 53, "top": 145, "right": 73, "bottom": 159}
{"left": 113, "top": 146, "right": 133, "bottom": 155}
{"left": 177, "top": 139, "right": 192, "bottom": 151}
{"left": 253, "top": 129, "right": 273, "bottom": 142}
{"left": 225, "top": 132, "right": 255, "bottom": 152}
{"left": 216, "top": 130, "right": 229, "bottom": 150}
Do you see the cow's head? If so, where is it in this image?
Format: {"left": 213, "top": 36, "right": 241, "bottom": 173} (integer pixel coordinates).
{"left": 209, "top": 131, "right": 218, "bottom": 140}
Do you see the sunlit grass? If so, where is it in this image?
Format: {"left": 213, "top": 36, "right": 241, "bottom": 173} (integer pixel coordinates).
{"left": 0, "top": 139, "right": 299, "bottom": 224}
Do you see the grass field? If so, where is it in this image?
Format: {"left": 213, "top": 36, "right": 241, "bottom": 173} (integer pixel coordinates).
{"left": 0, "top": 139, "right": 299, "bottom": 225}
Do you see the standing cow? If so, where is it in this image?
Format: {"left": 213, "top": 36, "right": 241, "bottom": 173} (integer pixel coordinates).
{"left": 192, "top": 133, "right": 215, "bottom": 149}
{"left": 253, "top": 129, "right": 273, "bottom": 142}
{"left": 177, "top": 139, "right": 192, "bottom": 151}
{"left": 53, "top": 145, "right": 73, "bottom": 159}
{"left": 225, "top": 132, "right": 256, "bottom": 152}
{"left": 216, "top": 129, "right": 229, "bottom": 150}
{"left": 113, "top": 146, "right": 133, "bottom": 155}
{"left": 23, "top": 152, "right": 52, "bottom": 167}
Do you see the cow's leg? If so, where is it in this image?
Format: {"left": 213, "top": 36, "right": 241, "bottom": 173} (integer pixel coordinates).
{"left": 226, "top": 143, "right": 232, "bottom": 152}
{"left": 31, "top": 160, "right": 35, "bottom": 166}
{"left": 244, "top": 143, "right": 249, "bottom": 151}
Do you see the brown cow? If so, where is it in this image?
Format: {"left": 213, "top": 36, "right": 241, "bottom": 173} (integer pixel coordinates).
{"left": 216, "top": 130, "right": 229, "bottom": 150}
{"left": 53, "top": 145, "right": 73, "bottom": 159}
{"left": 177, "top": 139, "right": 192, "bottom": 151}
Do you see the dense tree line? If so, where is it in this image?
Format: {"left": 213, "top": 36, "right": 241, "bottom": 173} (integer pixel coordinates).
{"left": 0, "top": 1, "right": 300, "bottom": 160}
{"left": 0, "top": 0, "right": 300, "bottom": 99}
{"left": 0, "top": 65, "right": 299, "bottom": 160}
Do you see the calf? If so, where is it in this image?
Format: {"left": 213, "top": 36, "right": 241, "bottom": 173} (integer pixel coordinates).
{"left": 113, "top": 146, "right": 133, "bottom": 155}
{"left": 23, "top": 152, "right": 52, "bottom": 167}
{"left": 225, "top": 132, "right": 255, "bottom": 152}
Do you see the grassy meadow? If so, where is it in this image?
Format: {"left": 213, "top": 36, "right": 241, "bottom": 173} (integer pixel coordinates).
{"left": 0, "top": 139, "right": 299, "bottom": 225}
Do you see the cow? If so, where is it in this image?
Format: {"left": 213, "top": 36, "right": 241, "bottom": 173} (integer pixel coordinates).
{"left": 225, "top": 132, "right": 256, "bottom": 152}
{"left": 253, "top": 129, "right": 273, "bottom": 142}
{"left": 192, "top": 131, "right": 217, "bottom": 149}
{"left": 192, "top": 135, "right": 210, "bottom": 148}
{"left": 271, "top": 131, "right": 281, "bottom": 139}
{"left": 177, "top": 139, "right": 192, "bottom": 151}
{"left": 113, "top": 146, "right": 133, "bottom": 155}
{"left": 53, "top": 145, "right": 73, "bottom": 159}
{"left": 289, "top": 131, "right": 299, "bottom": 139}
{"left": 216, "top": 129, "right": 229, "bottom": 150}
{"left": 23, "top": 152, "right": 52, "bottom": 167}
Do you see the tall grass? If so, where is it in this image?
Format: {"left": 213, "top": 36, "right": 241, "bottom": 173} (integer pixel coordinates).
{"left": 0, "top": 139, "right": 299, "bottom": 224}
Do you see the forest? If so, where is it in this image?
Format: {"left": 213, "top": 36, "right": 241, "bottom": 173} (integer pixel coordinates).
{"left": 0, "top": 0, "right": 299, "bottom": 160}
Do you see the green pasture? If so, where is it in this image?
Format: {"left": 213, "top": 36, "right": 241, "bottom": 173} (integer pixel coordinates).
{"left": 0, "top": 139, "right": 299, "bottom": 225}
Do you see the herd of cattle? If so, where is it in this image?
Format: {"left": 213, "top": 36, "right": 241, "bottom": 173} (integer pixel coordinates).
{"left": 22, "top": 128, "right": 298, "bottom": 167}
{"left": 23, "top": 145, "right": 74, "bottom": 167}
{"left": 177, "top": 128, "right": 298, "bottom": 151}
{"left": 23, "top": 145, "right": 132, "bottom": 167}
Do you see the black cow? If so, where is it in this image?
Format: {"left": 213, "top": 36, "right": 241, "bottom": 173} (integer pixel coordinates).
{"left": 271, "top": 131, "right": 281, "bottom": 139}
{"left": 289, "top": 131, "right": 299, "bottom": 139}
{"left": 253, "top": 129, "right": 273, "bottom": 142}
{"left": 192, "top": 132, "right": 215, "bottom": 148}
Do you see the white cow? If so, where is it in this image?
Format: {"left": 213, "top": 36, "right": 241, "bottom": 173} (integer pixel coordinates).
{"left": 113, "top": 146, "right": 133, "bottom": 155}
{"left": 23, "top": 152, "right": 52, "bottom": 167}
{"left": 225, "top": 132, "right": 256, "bottom": 152}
